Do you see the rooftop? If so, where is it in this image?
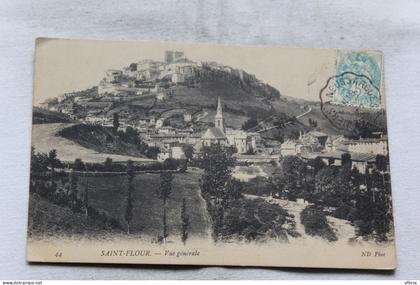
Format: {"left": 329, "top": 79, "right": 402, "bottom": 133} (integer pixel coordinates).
{"left": 311, "top": 151, "right": 377, "bottom": 162}
{"left": 201, "top": 127, "right": 227, "bottom": 140}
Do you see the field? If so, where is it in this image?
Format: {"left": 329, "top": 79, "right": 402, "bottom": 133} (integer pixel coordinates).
{"left": 79, "top": 169, "right": 210, "bottom": 240}
{"left": 28, "top": 193, "right": 123, "bottom": 238}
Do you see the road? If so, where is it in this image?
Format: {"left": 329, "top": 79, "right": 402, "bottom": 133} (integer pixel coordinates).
{"left": 296, "top": 106, "right": 312, "bottom": 119}
{"left": 254, "top": 106, "right": 312, "bottom": 133}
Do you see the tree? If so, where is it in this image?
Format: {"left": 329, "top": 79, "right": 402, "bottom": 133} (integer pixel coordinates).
{"left": 69, "top": 169, "right": 79, "bottom": 211}
{"left": 375, "top": 155, "right": 387, "bottom": 172}
{"left": 308, "top": 118, "right": 318, "bottom": 129}
{"left": 179, "top": 159, "right": 188, "bottom": 173}
{"left": 200, "top": 144, "right": 237, "bottom": 241}
{"left": 182, "top": 144, "right": 194, "bottom": 161}
{"left": 125, "top": 160, "right": 134, "bottom": 234}
{"left": 73, "top": 158, "right": 86, "bottom": 171}
{"left": 200, "top": 144, "right": 236, "bottom": 198}
{"left": 300, "top": 205, "right": 337, "bottom": 242}
{"left": 223, "top": 178, "right": 243, "bottom": 202}
{"left": 354, "top": 182, "right": 375, "bottom": 237}
{"left": 369, "top": 168, "right": 392, "bottom": 241}
{"left": 84, "top": 175, "right": 89, "bottom": 216}
{"left": 314, "top": 166, "right": 341, "bottom": 205}
{"left": 162, "top": 119, "right": 170, "bottom": 127}
{"left": 313, "top": 157, "right": 326, "bottom": 174}
{"left": 337, "top": 158, "right": 354, "bottom": 204}
{"left": 158, "top": 172, "right": 173, "bottom": 241}
{"left": 145, "top": 146, "right": 160, "bottom": 159}
{"left": 113, "top": 112, "right": 120, "bottom": 132}
{"left": 104, "top": 157, "right": 113, "bottom": 172}
{"left": 48, "top": 149, "right": 61, "bottom": 183}
{"left": 163, "top": 158, "right": 179, "bottom": 170}
{"left": 30, "top": 147, "right": 48, "bottom": 172}
{"left": 180, "top": 198, "right": 190, "bottom": 245}
{"left": 273, "top": 132, "right": 284, "bottom": 143}
{"left": 341, "top": 153, "right": 352, "bottom": 167}
{"left": 242, "top": 118, "right": 258, "bottom": 131}
{"left": 281, "top": 156, "right": 306, "bottom": 200}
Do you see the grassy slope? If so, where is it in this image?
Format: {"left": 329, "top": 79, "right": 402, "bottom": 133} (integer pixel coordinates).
{"left": 28, "top": 193, "right": 122, "bottom": 238}
{"left": 302, "top": 103, "right": 387, "bottom": 136}
{"left": 80, "top": 170, "right": 210, "bottom": 239}
{"left": 32, "top": 107, "right": 73, "bottom": 124}
{"left": 171, "top": 83, "right": 274, "bottom": 118}
{"left": 32, "top": 123, "right": 153, "bottom": 163}
{"left": 58, "top": 124, "right": 147, "bottom": 158}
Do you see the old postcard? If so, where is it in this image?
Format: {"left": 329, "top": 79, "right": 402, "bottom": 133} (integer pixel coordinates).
{"left": 27, "top": 38, "right": 396, "bottom": 269}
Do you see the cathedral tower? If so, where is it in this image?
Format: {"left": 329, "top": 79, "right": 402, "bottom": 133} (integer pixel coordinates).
{"left": 215, "top": 96, "right": 225, "bottom": 133}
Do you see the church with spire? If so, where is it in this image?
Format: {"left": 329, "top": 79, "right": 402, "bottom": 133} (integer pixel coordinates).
{"left": 199, "top": 97, "right": 259, "bottom": 153}
{"left": 214, "top": 96, "right": 225, "bottom": 133}
{"left": 200, "top": 96, "right": 228, "bottom": 147}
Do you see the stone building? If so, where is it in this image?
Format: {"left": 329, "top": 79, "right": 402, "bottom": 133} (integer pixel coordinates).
{"left": 347, "top": 137, "right": 388, "bottom": 155}
{"left": 104, "top": 69, "right": 122, "bottom": 83}
{"left": 199, "top": 97, "right": 258, "bottom": 154}
{"left": 164, "top": 50, "right": 185, "bottom": 63}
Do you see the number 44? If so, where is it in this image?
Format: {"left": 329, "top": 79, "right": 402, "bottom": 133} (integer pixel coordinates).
{"left": 55, "top": 252, "right": 63, "bottom": 258}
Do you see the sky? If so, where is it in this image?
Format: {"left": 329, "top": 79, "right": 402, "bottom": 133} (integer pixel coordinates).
{"left": 33, "top": 38, "right": 341, "bottom": 105}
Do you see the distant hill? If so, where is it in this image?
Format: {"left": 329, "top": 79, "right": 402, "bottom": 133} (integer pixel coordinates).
{"left": 32, "top": 107, "right": 73, "bottom": 124}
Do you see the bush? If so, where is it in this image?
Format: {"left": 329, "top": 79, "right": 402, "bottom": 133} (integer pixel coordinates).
{"left": 87, "top": 206, "right": 124, "bottom": 230}
{"left": 163, "top": 158, "right": 179, "bottom": 170}
{"left": 240, "top": 177, "right": 273, "bottom": 197}
{"left": 219, "top": 198, "right": 291, "bottom": 242}
{"left": 300, "top": 205, "right": 337, "bottom": 242}
{"left": 332, "top": 203, "right": 353, "bottom": 220}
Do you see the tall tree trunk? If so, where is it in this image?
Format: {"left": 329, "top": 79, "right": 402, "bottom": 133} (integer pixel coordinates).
{"left": 50, "top": 167, "right": 54, "bottom": 185}
{"left": 84, "top": 175, "right": 89, "bottom": 217}
{"left": 163, "top": 200, "right": 167, "bottom": 243}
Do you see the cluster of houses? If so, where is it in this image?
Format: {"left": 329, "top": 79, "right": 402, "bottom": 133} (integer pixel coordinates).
{"left": 138, "top": 97, "right": 264, "bottom": 162}
{"left": 97, "top": 50, "right": 198, "bottom": 99}
{"left": 144, "top": 95, "right": 389, "bottom": 174}
{"left": 281, "top": 130, "right": 388, "bottom": 173}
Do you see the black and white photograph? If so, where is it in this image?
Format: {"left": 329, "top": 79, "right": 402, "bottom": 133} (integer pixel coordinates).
{"left": 26, "top": 38, "right": 395, "bottom": 269}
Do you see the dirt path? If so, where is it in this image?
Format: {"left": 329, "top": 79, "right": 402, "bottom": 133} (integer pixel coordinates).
{"left": 194, "top": 110, "right": 209, "bottom": 122}
{"left": 188, "top": 168, "right": 212, "bottom": 239}
{"left": 244, "top": 194, "right": 356, "bottom": 242}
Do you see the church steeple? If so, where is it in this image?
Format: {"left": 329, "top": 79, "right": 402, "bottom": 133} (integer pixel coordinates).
{"left": 215, "top": 96, "right": 225, "bottom": 133}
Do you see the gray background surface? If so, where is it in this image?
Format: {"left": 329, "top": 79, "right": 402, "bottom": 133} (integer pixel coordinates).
{"left": 0, "top": 0, "right": 419, "bottom": 280}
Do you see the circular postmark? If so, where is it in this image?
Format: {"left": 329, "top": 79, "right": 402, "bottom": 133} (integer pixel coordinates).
{"left": 319, "top": 71, "right": 383, "bottom": 136}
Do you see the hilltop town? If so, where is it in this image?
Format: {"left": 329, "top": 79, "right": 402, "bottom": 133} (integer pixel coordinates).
{"left": 38, "top": 50, "right": 388, "bottom": 174}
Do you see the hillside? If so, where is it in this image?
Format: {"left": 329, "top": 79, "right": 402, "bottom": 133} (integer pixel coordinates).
{"left": 102, "top": 80, "right": 278, "bottom": 126}
{"left": 58, "top": 124, "right": 156, "bottom": 159}
{"left": 28, "top": 193, "right": 123, "bottom": 238}
{"left": 31, "top": 123, "right": 154, "bottom": 163}
{"left": 32, "top": 107, "right": 73, "bottom": 124}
